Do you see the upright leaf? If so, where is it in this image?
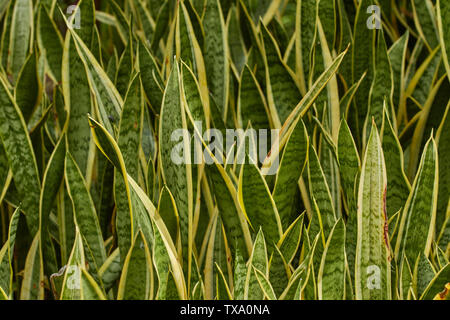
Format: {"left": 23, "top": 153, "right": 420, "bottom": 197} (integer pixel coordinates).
{"left": 65, "top": 153, "right": 106, "bottom": 270}
{"left": 395, "top": 137, "right": 438, "bottom": 269}
{"left": 318, "top": 219, "right": 346, "bottom": 300}
{"left": 0, "top": 76, "right": 40, "bottom": 234}
{"left": 203, "top": 0, "right": 229, "bottom": 118}
{"left": 355, "top": 123, "right": 391, "bottom": 300}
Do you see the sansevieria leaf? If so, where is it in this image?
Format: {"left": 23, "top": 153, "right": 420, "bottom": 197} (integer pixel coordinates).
{"left": 0, "top": 208, "right": 20, "bottom": 298}
{"left": 395, "top": 137, "right": 438, "bottom": 271}
{"left": 337, "top": 119, "right": 360, "bottom": 280}
{"left": 239, "top": 156, "right": 282, "bottom": 249}
{"left": 117, "top": 231, "right": 153, "bottom": 300}
{"left": 37, "top": 4, "right": 63, "bottom": 82}
{"left": 436, "top": 102, "right": 450, "bottom": 240}
{"left": 65, "top": 152, "right": 107, "bottom": 269}
{"left": 437, "top": 0, "right": 450, "bottom": 82}
{"left": 382, "top": 108, "right": 410, "bottom": 221}
{"left": 60, "top": 226, "right": 106, "bottom": 300}
{"left": 20, "top": 233, "right": 44, "bottom": 300}
{"left": 7, "top": 0, "right": 33, "bottom": 82}
{"left": 203, "top": 0, "right": 229, "bottom": 118}
{"left": 69, "top": 29, "right": 122, "bottom": 135}
{"left": 261, "top": 22, "right": 301, "bottom": 127}
{"left": 318, "top": 219, "right": 346, "bottom": 300}
{"left": 272, "top": 117, "right": 308, "bottom": 230}
{"left": 159, "top": 61, "right": 193, "bottom": 273}
{"left": 244, "top": 229, "right": 268, "bottom": 299}
{"left": 62, "top": 2, "right": 95, "bottom": 176}
{"left": 0, "top": 75, "right": 40, "bottom": 235}
{"left": 261, "top": 47, "right": 347, "bottom": 174}
{"left": 355, "top": 123, "right": 391, "bottom": 300}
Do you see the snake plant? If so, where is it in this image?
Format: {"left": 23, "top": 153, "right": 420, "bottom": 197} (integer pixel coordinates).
{"left": 0, "top": 0, "right": 448, "bottom": 300}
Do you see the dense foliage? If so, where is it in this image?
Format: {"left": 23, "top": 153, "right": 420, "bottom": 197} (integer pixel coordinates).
{"left": 0, "top": 0, "right": 448, "bottom": 300}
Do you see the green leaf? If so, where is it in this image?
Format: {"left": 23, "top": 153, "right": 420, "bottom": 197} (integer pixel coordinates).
{"left": 415, "top": 253, "right": 435, "bottom": 297}
{"left": 395, "top": 137, "right": 438, "bottom": 269}
{"left": 337, "top": 119, "right": 360, "bottom": 212}
{"left": 318, "top": 219, "right": 346, "bottom": 300}
{"left": 268, "top": 245, "right": 290, "bottom": 297}
{"left": 399, "top": 253, "right": 413, "bottom": 300}
{"left": 109, "top": 0, "right": 130, "bottom": 44}
{"left": 98, "top": 248, "right": 121, "bottom": 292}
{"left": 0, "top": 76, "right": 40, "bottom": 234}
{"left": 0, "top": 208, "right": 20, "bottom": 297}
{"left": 37, "top": 4, "right": 63, "bottom": 82}
{"left": 382, "top": 108, "right": 410, "bottom": 221}
{"left": 151, "top": 0, "right": 170, "bottom": 52}
{"left": 278, "top": 213, "right": 304, "bottom": 265}
{"left": 412, "top": 0, "right": 438, "bottom": 51}
{"left": 115, "top": 37, "right": 133, "bottom": 97}
{"left": 253, "top": 266, "right": 277, "bottom": 300}
{"left": 157, "top": 186, "right": 179, "bottom": 244}
{"left": 39, "top": 134, "right": 66, "bottom": 275}
{"left": 437, "top": 0, "right": 450, "bottom": 83}
{"left": 388, "top": 32, "right": 409, "bottom": 113}
{"left": 318, "top": 0, "right": 336, "bottom": 49}
{"left": 238, "top": 65, "right": 270, "bottom": 130}
{"left": 352, "top": 0, "right": 375, "bottom": 138}
{"left": 159, "top": 61, "right": 193, "bottom": 270}
{"left": 420, "top": 263, "right": 450, "bottom": 300}
{"left": 60, "top": 226, "right": 85, "bottom": 300}
{"left": 365, "top": 30, "right": 393, "bottom": 145}
{"left": 7, "top": 0, "right": 33, "bottom": 82}
{"left": 127, "top": 176, "right": 187, "bottom": 299}
{"left": 436, "top": 102, "right": 450, "bottom": 239}
{"left": 134, "top": 0, "right": 155, "bottom": 41}
{"left": 233, "top": 246, "right": 246, "bottom": 299}
{"left": 138, "top": 40, "right": 164, "bottom": 112}
{"left": 239, "top": 156, "right": 282, "bottom": 249}
{"left": 79, "top": 268, "right": 107, "bottom": 300}
{"left": 244, "top": 229, "right": 268, "bottom": 299}
{"left": 295, "top": 0, "right": 317, "bottom": 94}
{"left": 176, "top": 1, "right": 195, "bottom": 68}
{"left": 65, "top": 152, "right": 106, "bottom": 270}
{"left": 117, "top": 231, "right": 153, "bottom": 300}
{"left": 14, "top": 52, "right": 40, "bottom": 123}
{"left": 272, "top": 117, "right": 308, "bottom": 230}
{"left": 73, "top": 0, "right": 95, "bottom": 45}
{"left": 0, "top": 142, "right": 10, "bottom": 205}
{"left": 407, "top": 74, "right": 445, "bottom": 180}
{"left": 262, "top": 23, "right": 301, "bottom": 127}
{"left": 20, "top": 233, "right": 44, "bottom": 300}
{"left": 70, "top": 29, "right": 122, "bottom": 135}
{"left": 62, "top": 33, "right": 93, "bottom": 176}
{"left": 88, "top": 115, "right": 134, "bottom": 260}
{"left": 261, "top": 47, "right": 348, "bottom": 174}
{"left": 114, "top": 72, "right": 145, "bottom": 258}
{"left": 215, "top": 263, "right": 232, "bottom": 300}
{"left": 355, "top": 123, "right": 391, "bottom": 300}
{"left": 60, "top": 226, "right": 107, "bottom": 300}
{"left": 227, "top": 6, "right": 246, "bottom": 75}
{"left": 203, "top": 0, "right": 229, "bottom": 117}
{"left": 206, "top": 160, "right": 252, "bottom": 258}
{"left": 307, "top": 143, "right": 336, "bottom": 240}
